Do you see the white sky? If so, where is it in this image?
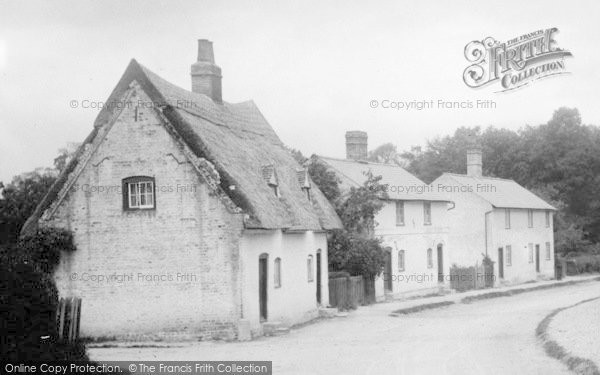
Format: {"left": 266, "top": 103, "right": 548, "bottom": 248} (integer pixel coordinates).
{"left": 1, "top": 0, "right": 599, "bottom": 183}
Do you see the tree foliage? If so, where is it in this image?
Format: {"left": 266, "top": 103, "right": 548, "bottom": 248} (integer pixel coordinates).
{"left": 0, "top": 169, "right": 57, "bottom": 245}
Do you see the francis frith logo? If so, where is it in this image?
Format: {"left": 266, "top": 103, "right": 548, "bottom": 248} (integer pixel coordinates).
{"left": 463, "top": 28, "right": 572, "bottom": 92}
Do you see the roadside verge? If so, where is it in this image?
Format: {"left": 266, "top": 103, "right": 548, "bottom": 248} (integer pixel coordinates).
{"left": 536, "top": 297, "right": 600, "bottom": 375}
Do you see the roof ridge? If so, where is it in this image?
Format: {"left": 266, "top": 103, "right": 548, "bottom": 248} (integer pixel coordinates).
{"left": 442, "top": 172, "right": 516, "bottom": 182}
{"left": 318, "top": 155, "right": 408, "bottom": 168}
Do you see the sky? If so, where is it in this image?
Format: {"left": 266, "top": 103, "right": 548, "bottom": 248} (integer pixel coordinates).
{"left": 1, "top": 0, "right": 599, "bottom": 183}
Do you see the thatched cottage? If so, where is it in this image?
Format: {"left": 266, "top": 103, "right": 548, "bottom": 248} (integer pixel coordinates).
{"left": 22, "top": 40, "right": 341, "bottom": 340}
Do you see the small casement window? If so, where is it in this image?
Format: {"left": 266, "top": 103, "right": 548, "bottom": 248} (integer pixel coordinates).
{"left": 426, "top": 248, "right": 433, "bottom": 269}
{"left": 274, "top": 258, "right": 282, "bottom": 288}
{"left": 505, "top": 208, "right": 511, "bottom": 229}
{"left": 545, "top": 242, "right": 551, "bottom": 260}
{"left": 307, "top": 255, "right": 314, "bottom": 282}
{"left": 122, "top": 176, "right": 155, "bottom": 210}
{"left": 528, "top": 209, "right": 534, "bottom": 228}
{"left": 297, "top": 169, "right": 311, "bottom": 201}
{"left": 528, "top": 243, "right": 534, "bottom": 263}
{"left": 545, "top": 211, "right": 550, "bottom": 227}
{"left": 395, "top": 201, "right": 405, "bottom": 226}
{"left": 423, "top": 202, "right": 432, "bottom": 225}
{"left": 506, "top": 245, "right": 512, "bottom": 266}
{"left": 262, "top": 165, "right": 280, "bottom": 198}
{"left": 398, "top": 250, "right": 405, "bottom": 272}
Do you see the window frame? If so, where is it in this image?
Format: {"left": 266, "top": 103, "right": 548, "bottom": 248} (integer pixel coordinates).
{"left": 545, "top": 211, "right": 550, "bottom": 228}
{"left": 528, "top": 209, "right": 534, "bottom": 228}
{"left": 506, "top": 245, "right": 512, "bottom": 266}
{"left": 423, "top": 202, "right": 432, "bottom": 225}
{"left": 395, "top": 201, "right": 405, "bottom": 226}
{"left": 545, "top": 242, "right": 551, "bottom": 260}
{"left": 122, "top": 176, "right": 156, "bottom": 211}
{"left": 505, "top": 208, "right": 511, "bottom": 229}
{"left": 274, "top": 257, "right": 282, "bottom": 288}
{"left": 398, "top": 250, "right": 405, "bottom": 272}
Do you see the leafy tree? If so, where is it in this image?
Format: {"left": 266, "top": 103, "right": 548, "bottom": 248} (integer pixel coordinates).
{"left": 304, "top": 155, "right": 388, "bottom": 280}
{"left": 306, "top": 155, "right": 342, "bottom": 203}
{"left": 367, "top": 143, "right": 406, "bottom": 166}
{"left": 336, "top": 171, "right": 387, "bottom": 237}
{"left": 0, "top": 169, "right": 57, "bottom": 245}
{"left": 287, "top": 147, "right": 308, "bottom": 166}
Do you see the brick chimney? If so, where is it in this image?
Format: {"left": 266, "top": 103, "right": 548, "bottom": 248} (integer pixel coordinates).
{"left": 467, "top": 147, "right": 482, "bottom": 177}
{"left": 345, "top": 131, "right": 368, "bottom": 161}
{"left": 191, "top": 39, "right": 222, "bottom": 104}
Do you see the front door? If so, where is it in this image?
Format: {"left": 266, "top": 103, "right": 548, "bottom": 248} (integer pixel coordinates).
{"left": 437, "top": 245, "right": 444, "bottom": 283}
{"left": 498, "top": 247, "right": 504, "bottom": 279}
{"left": 535, "top": 245, "right": 540, "bottom": 273}
{"left": 384, "top": 250, "right": 393, "bottom": 291}
{"left": 316, "top": 251, "right": 322, "bottom": 304}
{"left": 259, "top": 254, "right": 268, "bottom": 321}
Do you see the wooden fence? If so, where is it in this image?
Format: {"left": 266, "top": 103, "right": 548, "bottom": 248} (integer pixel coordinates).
{"left": 56, "top": 297, "right": 82, "bottom": 342}
{"left": 449, "top": 263, "right": 493, "bottom": 292}
{"left": 329, "top": 276, "right": 365, "bottom": 310}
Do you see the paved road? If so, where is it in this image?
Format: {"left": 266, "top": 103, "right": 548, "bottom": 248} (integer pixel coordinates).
{"left": 90, "top": 281, "right": 600, "bottom": 375}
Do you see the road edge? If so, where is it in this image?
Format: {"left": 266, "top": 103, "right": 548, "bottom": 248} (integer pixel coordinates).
{"left": 536, "top": 297, "right": 600, "bottom": 375}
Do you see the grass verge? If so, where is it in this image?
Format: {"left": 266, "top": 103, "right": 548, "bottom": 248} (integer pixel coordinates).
{"left": 536, "top": 297, "right": 600, "bottom": 375}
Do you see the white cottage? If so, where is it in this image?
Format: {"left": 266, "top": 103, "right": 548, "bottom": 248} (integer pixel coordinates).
{"left": 432, "top": 148, "right": 556, "bottom": 285}
{"left": 22, "top": 40, "right": 342, "bottom": 341}
{"left": 318, "top": 131, "right": 451, "bottom": 300}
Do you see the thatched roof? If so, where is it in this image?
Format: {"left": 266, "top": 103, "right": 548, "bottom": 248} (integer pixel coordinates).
{"left": 22, "top": 60, "right": 341, "bottom": 234}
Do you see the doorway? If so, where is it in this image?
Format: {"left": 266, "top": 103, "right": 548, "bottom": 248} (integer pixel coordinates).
{"left": 259, "top": 254, "right": 268, "bottom": 321}
{"left": 535, "top": 245, "right": 540, "bottom": 273}
{"left": 316, "top": 250, "right": 322, "bottom": 304}
{"left": 384, "top": 249, "right": 393, "bottom": 291}
{"left": 498, "top": 247, "right": 504, "bottom": 279}
{"left": 437, "top": 244, "right": 444, "bottom": 283}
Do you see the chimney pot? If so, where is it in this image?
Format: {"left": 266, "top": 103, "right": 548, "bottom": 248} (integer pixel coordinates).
{"left": 197, "top": 39, "right": 215, "bottom": 63}
{"left": 467, "top": 147, "right": 483, "bottom": 177}
{"left": 191, "top": 39, "right": 222, "bottom": 104}
{"left": 345, "top": 131, "right": 368, "bottom": 161}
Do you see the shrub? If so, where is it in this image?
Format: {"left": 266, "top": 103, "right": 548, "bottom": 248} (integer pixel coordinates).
{"left": 0, "top": 228, "right": 88, "bottom": 362}
{"left": 18, "top": 227, "right": 76, "bottom": 274}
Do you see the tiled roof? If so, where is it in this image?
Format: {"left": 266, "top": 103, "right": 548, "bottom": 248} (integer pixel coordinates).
{"left": 441, "top": 173, "right": 555, "bottom": 210}
{"left": 318, "top": 156, "right": 450, "bottom": 202}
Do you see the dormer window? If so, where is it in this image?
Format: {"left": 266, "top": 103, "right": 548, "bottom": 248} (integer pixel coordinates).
{"left": 122, "top": 176, "right": 155, "bottom": 210}
{"left": 297, "top": 169, "right": 311, "bottom": 201}
{"left": 262, "top": 165, "right": 280, "bottom": 198}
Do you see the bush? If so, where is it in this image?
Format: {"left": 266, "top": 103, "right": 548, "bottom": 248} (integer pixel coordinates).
{"left": 18, "top": 227, "right": 76, "bottom": 274}
{"left": 572, "top": 254, "right": 600, "bottom": 274}
{"left": 0, "top": 228, "right": 88, "bottom": 362}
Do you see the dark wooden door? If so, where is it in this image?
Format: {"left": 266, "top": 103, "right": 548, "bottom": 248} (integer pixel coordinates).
{"left": 316, "top": 251, "right": 322, "bottom": 304}
{"left": 498, "top": 248, "right": 504, "bottom": 279}
{"left": 259, "top": 255, "right": 268, "bottom": 321}
{"left": 535, "top": 245, "right": 540, "bottom": 273}
{"left": 437, "top": 245, "right": 444, "bottom": 283}
{"left": 384, "top": 250, "right": 393, "bottom": 291}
